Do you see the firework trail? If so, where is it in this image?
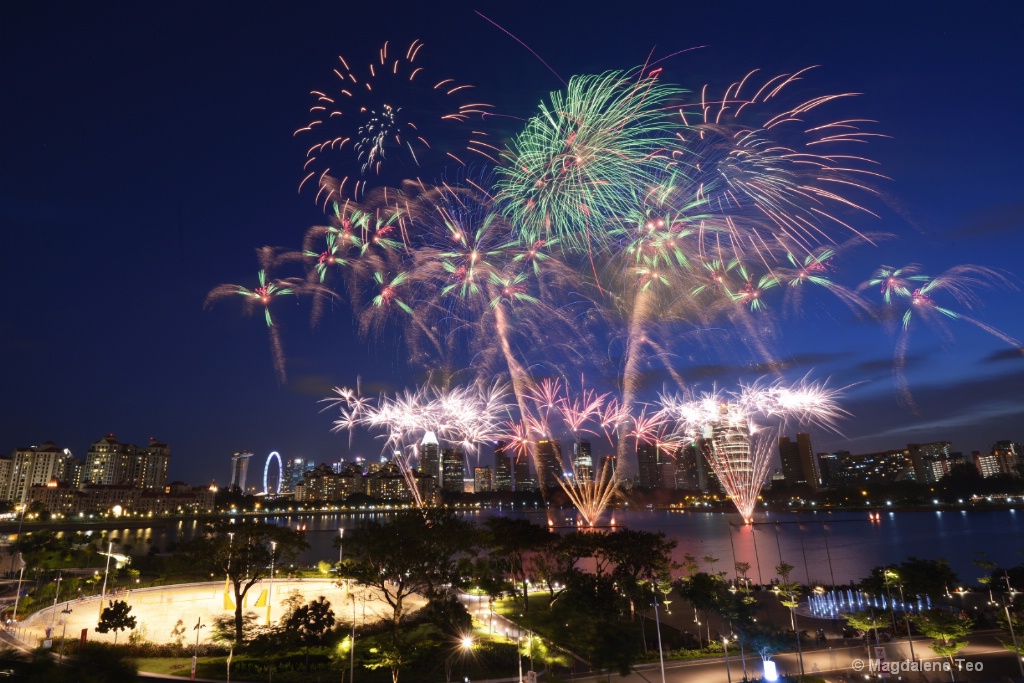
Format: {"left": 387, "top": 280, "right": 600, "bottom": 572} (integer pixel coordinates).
{"left": 205, "top": 258, "right": 307, "bottom": 383}
{"left": 657, "top": 377, "right": 847, "bottom": 521}
{"left": 296, "top": 40, "right": 496, "bottom": 207}
{"left": 325, "top": 380, "right": 511, "bottom": 507}
{"left": 862, "top": 264, "right": 1023, "bottom": 410}
{"left": 679, "top": 68, "right": 887, "bottom": 258}
{"left": 605, "top": 69, "right": 885, "bottom": 474}
{"left": 500, "top": 377, "right": 673, "bottom": 525}
{"left": 390, "top": 179, "right": 589, "bottom": 406}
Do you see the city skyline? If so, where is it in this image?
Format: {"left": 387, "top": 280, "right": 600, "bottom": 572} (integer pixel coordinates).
{"left": 3, "top": 2, "right": 1022, "bottom": 487}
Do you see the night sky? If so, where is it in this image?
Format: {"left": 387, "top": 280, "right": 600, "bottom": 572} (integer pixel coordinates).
{"left": 3, "top": 2, "right": 1023, "bottom": 487}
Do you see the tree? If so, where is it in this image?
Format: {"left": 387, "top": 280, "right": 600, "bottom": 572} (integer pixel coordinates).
{"left": 95, "top": 599, "right": 136, "bottom": 644}
{"left": 170, "top": 619, "right": 187, "bottom": 651}
{"left": 344, "top": 509, "right": 476, "bottom": 644}
{"left": 285, "top": 595, "right": 335, "bottom": 646}
{"left": 843, "top": 611, "right": 881, "bottom": 637}
{"left": 284, "top": 595, "right": 335, "bottom": 670}
{"left": 597, "top": 529, "right": 677, "bottom": 618}
{"left": 180, "top": 520, "right": 309, "bottom": 644}
{"left": 549, "top": 571, "right": 636, "bottom": 674}
{"left": 973, "top": 552, "right": 998, "bottom": 602}
{"left": 482, "top": 517, "right": 550, "bottom": 611}
{"left": 912, "top": 608, "right": 973, "bottom": 681}
{"left": 862, "top": 557, "right": 959, "bottom": 599}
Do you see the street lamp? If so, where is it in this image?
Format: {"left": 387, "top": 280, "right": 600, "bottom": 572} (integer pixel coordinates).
{"left": 887, "top": 569, "right": 916, "bottom": 663}
{"left": 10, "top": 503, "right": 28, "bottom": 628}
{"left": 338, "top": 528, "right": 344, "bottom": 567}
{"left": 350, "top": 592, "right": 357, "bottom": 683}
{"left": 59, "top": 605, "right": 72, "bottom": 661}
{"left": 1003, "top": 573, "right": 1024, "bottom": 679}
{"left": 98, "top": 540, "right": 114, "bottom": 621}
{"left": 722, "top": 635, "right": 734, "bottom": 683}
{"left": 191, "top": 617, "right": 205, "bottom": 681}
{"left": 265, "top": 540, "right": 277, "bottom": 626}
{"left": 653, "top": 594, "right": 666, "bottom": 683}
{"left": 48, "top": 572, "right": 63, "bottom": 637}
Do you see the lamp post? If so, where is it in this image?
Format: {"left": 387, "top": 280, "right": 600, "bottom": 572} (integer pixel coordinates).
{"left": 1003, "top": 573, "right": 1024, "bottom": 679}
{"left": 10, "top": 503, "right": 28, "bottom": 627}
{"left": 191, "top": 617, "right": 205, "bottom": 681}
{"left": 98, "top": 540, "right": 113, "bottom": 621}
{"left": 338, "top": 528, "right": 344, "bottom": 566}
{"left": 723, "top": 635, "right": 734, "bottom": 683}
{"left": 890, "top": 571, "right": 916, "bottom": 663}
{"left": 49, "top": 572, "right": 63, "bottom": 636}
{"left": 653, "top": 594, "right": 666, "bottom": 683}
{"left": 59, "top": 605, "right": 72, "bottom": 661}
{"left": 350, "top": 592, "right": 357, "bottom": 683}
{"left": 10, "top": 558, "right": 25, "bottom": 626}
{"left": 265, "top": 540, "right": 277, "bottom": 626}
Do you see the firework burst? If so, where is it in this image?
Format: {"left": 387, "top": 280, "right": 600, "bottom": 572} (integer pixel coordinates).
{"left": 658, "top": 378, "right": 847, "bottom": 521}
{"left": 296, "top": 40, "right": 496, "bottom": 206}
{"left": 863, "top": 264, "right": 1023, "bottom": 410}
{"left": 205, "top": 267, "right": 303, "bottom": 384}
{"left": 325, "top": 380, "right": 511, "bottom": 507}
{"left": 496, "top": 68, "right": 682, "bottom": 253}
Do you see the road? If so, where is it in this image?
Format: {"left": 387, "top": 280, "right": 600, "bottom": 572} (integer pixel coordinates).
{"left": 567, "top": 632, "right": 1023, "bottom": 683}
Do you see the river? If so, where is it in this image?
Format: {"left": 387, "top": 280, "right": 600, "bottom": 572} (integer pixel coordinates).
{"left": 69, "top": 506, "right": 1024, "bottom": 587}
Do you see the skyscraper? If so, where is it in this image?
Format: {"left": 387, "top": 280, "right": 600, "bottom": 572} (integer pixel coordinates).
{"left": 778, "top": 433, "right": 818, "bottom": 488}
{"left": 230, "top": 451, "right": 253, "bottom": 491}
{"left": 85, "top": 435, "right": 133, "bottom": 486}
{"left": 493, "top": 441, "right": 512, "bottom": 491}
{"left": 636, "top": 441, "right": 661, "bottom": 488}
{"left": 534, "top": 440, "right": 562, "bottom": 489}
{"left": 3, "top": 442, "right": 79, "bottom": 504}
{"left": 513, "top": 451, "right": 533, "bottom": 491}
{"left": 573, "top": 440, "right": 593, "bottom": 481}
{"left": 127, "top": 437, "right": 170, "bottom": 490}
{"left": 441, "top": 448, "right": 464, "bottom": 493}
{"left": 420, "top": 432, "right": 440, "bottom": 481}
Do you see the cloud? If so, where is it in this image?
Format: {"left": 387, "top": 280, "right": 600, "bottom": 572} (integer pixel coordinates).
{"left": 952, "top": 203, "right": 1024, "bottom": 237}
{"left": 982, "top": 347, "right": 1024, "bottom": 363}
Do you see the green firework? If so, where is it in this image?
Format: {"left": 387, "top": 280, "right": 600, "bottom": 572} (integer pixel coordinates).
{"left": 496, "top": 69, "right": 682, "bottom": 253}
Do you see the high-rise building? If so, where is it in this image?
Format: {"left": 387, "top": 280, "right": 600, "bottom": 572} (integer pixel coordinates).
{"left": 441, "top": 448, "right": 465, "bottom": 493}
{"left": 534, "top": 440, "right": 562, "bottom": 489}
{"left": 658, "top": 460, "right": 677, "bottom": 489}
{"left": 420, "top": 432, "right": 440, "bottom": 481}
{"left": 493, "top": 441, "right": 512, "bottom": 491}
{"left": 778, "top": 433, "right": 818, "bottom": 488}
{"left": 281, "top": 457, "right": 315, "bottom": 493}
{"left": 992, "top": 440, "right": 1023, "bottom": 477}
{"left": 975, "top": 452, "right": 1003, "bottom": 478}
{"left": 230, "top": 451, "right": 253, "bottom": 491}
{"left": 513, "top": 451, "right": 533, "bottom": 491}
{"left": 127, "top": 438, "right": 170, "bottom": 490}
{"left": 701, "top": 405, "right": 753, "bottom": 494}
{"left": 573, "top": 441, "right": 593, "bottom": 481}
{"left": 84, "top": 435, "right": 134, "bottom": 486}
{"left": 817, "top": 452, "right": 842, "bottom": 487}
{"left": 3, "top": 442, "right": 79, "bottom": 504}
{"left": 907, "top": 442, "right": 952, "bottom": 482}
{"left": 925, "top": 452, "right": 967, "bottom": 481}
{"left": 474, "top": 466, "right": 493, "bottom": 493}
{"left": 827, "top": 450, "right": 914, "bottom": 485}
{"left": 636, "top": 441, "right": 661, "bottom": 489}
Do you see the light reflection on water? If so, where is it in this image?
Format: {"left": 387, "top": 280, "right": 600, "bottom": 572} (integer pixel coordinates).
{"left": 59, "top": 508, "right": 1023, "bottom": 586}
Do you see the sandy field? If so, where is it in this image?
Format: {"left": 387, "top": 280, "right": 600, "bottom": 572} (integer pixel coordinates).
{"left": 12, "top": 578, "right": 420, "bottom": 647}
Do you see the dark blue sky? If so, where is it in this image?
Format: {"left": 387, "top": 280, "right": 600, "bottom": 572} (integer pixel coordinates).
{"left": 3, "top": 2, "right": 1022, "bottom": 486}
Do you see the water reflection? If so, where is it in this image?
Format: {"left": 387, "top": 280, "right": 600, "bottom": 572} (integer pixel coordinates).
{"left": 49, "top": 508, "right": 1023, "bottom": 585}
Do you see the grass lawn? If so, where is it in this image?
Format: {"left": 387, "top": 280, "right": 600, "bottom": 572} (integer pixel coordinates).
{"left": 133, "top": 656, "right": 221, "bottom": 677}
